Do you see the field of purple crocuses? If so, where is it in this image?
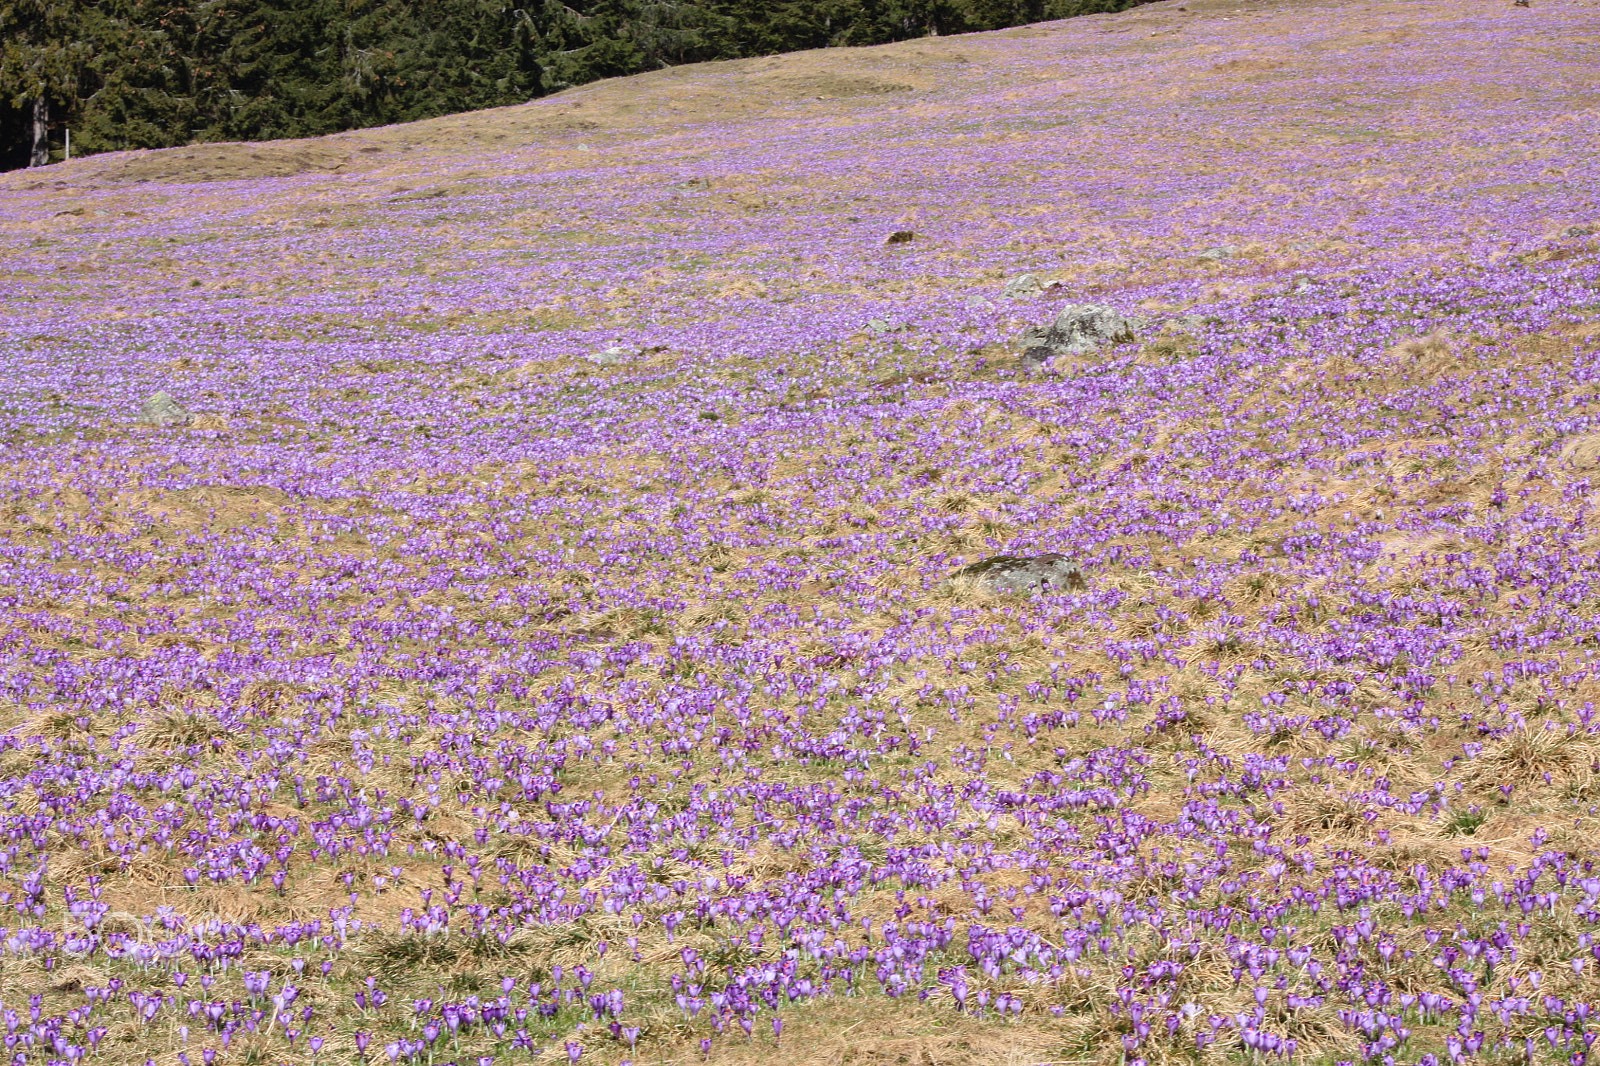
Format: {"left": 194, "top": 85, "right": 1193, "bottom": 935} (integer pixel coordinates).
{"left": 2, "top": 0, "right": 1600, "bottom": 1063}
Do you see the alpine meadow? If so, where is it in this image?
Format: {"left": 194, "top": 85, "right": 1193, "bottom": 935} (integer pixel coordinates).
{"left": 1, "top": 1, "right": 1599, "bottom": 1065}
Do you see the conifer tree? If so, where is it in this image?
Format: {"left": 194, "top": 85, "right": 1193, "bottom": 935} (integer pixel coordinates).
{"left": 0, "top": 0, "right": 94, "bottom": 166}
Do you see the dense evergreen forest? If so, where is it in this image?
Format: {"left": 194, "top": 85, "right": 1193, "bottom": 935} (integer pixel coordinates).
{"left": 0, "top": 0, "right": 1152, "bottom": 170}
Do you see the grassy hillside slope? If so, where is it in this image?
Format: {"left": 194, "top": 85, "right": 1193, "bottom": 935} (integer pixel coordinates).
{"left": 1, "top": 0, "right": 1599, "bottom": 1063}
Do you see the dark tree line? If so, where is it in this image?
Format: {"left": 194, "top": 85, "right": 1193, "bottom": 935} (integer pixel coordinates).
{"left": 1, "top": 0, "right": 1151, "bottom": 170}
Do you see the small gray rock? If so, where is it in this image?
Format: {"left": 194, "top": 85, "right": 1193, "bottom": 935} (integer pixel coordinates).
{"left": 1017, "top": 304, "right": 1141, "bottom": 368}
{"left": 588, "top": 346, "right": 634, "bottom": 366}
{"left": 1196, "top": 245, "right": 1236, "bottom": 261}
{"left": 1566, "top": 224, "right": 1596, "bottom": 238}
{"left": 955, "top": 553, "right": 1084, "bottom": 593}
{"left": 1003, "top": 274, "right": 1045, "bottom": 299}
{"left": 1003, "top": 274, "right": 1064, "bottom": 299}
{"left": 139, "top": 391, "right": 191, "bottom": 426}
{"left": 866, "top": 318, "right": 900, "bottom": 335}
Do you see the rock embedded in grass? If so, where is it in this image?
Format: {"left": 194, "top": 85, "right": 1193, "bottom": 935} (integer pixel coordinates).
{"left": 1002, "top": 273, "right": 1045, "bottom": 299}
{"left": 138, "top": 391, "right": 192, "bottom": 426}
{"left": 1165, "top": 312, "right": 1210, "bottom": 332}
{"left": 1017, "top": 303, "right": 1141, "bottom": 368}
{"left": 588, "top": 346, "right": 634, "bottom": 366}
{"left": 955, "top": 553, "right": 1085, "bottom": 593}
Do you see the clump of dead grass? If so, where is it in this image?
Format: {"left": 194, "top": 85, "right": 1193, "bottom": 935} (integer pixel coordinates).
{"left": 1461, "top": 724, "right": 1600, "bottom": 791}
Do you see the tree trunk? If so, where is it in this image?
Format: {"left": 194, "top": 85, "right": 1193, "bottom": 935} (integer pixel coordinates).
{"left": 28, "top": 98, "right": 50, "bottom": 168}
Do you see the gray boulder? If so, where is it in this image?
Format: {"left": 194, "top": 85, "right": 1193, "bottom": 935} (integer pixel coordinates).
{"left": 955, "top": 553, "right": 1084, "bottom": 594}
{"left": 139, "top": 391, "right": 191, "bottom": 427}
{"left": 1196, "top": 245, "right": 1236, "bottom": 261}
{"left": 1018, "top": 304, "right": 1141, "bottom": 368}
